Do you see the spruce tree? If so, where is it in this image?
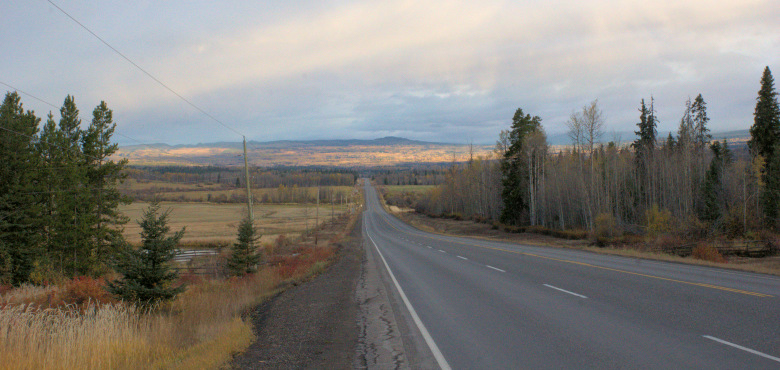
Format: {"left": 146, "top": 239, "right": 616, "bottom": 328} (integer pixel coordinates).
{"left": 53, "top": 95, "right": 93, "bottom": 276}
{"left": 691, "top": 94, "right": 712, "bottom": 149}
{"left": 500, "top": 108, "right": 542, "bottom": 225}
{"left": 761, "top": 144, "right": 780, "bottom": 228}
{"left": 701, "top": 141, "right": 727, "bottom": 223}
{"left": 226, "top": 214, "right": 262, "bottom": 276}
{"left": 0, "top": 92, "right": 42, "bottom": 284}
{"left": 632, "top": 99, "right": 657, "bottom": 207}
{"left": 81, "top": 101, "right": 130, "bottom": 274}
{"left": 749, "top": 67, "right": 780, "bottom": 159}
{"left": 748, "top": 67, "right": 780, "bottom": 224}
{"left": 108, "top": 201, "right": 185, "bottom": 305}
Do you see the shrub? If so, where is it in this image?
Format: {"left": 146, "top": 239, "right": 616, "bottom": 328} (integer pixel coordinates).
{"left": 646, "top": 204, "right": 673, "bottom": 236}
{"left": 63, "top": 276, "right": 114, "bottom": 306}
{"left": 594, "top": 213, "right": 620, "bottom": 238}
{"left": 679, "top": 215, "right": 708, "bottom": 240}
{"left": 692, "top": 243, "right": 726, "bottom": 263}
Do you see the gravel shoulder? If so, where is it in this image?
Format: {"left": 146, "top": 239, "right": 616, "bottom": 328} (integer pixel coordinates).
{"left": 231, "top": 219, "right": 363, "bottom": 369}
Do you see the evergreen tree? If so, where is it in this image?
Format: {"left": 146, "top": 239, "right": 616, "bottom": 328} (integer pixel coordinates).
{"left": 761, "top": 144, "right": 780, "bottom": 228}
{"left": 37, "top": 112, "right": 60, "bottom": 264}
{"left": 500, "top": 108, "right": 542, "bottom": 225}
{"left": 632, "top": 98, "right": 657, "bottom": 207}
{"left": 701, "top": 141, "right": 728, "bottom": 223}
{"left": 0, "top": 92, "right": 42, "bottom": 284}
{"left": 749, "top": 67, "right": 780, "bottom": 159}
{"left": 108, "top": 201, "right": 185, "bottom": 305}
{"left": 53, "top": 95, "right": 92, "bottom": 276}
{"left": 81, "top": 101, "right": 130, "bottom": 274}
{"left": 691, "top": 94, "right": 712, "bottom": 149}
{"left": 226, "top": 214, "right": 262, "bottom": 276}
{"left": 748, "top": 67, "right": 780, "bottom": 224}
{"left": 677, "top": 97, "right": 694, "bottom": 149}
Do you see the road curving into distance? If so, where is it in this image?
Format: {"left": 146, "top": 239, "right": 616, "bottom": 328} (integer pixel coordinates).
{"left": 361, "top": 180, "right": 780, "bottom": 369}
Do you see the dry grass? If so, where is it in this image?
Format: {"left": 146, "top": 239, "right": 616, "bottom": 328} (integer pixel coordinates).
{"left": 0, "top": 200, "right": 361, "bottom": 369}
{"left": 119, "top": 202, "right": 348, "bottom": 245}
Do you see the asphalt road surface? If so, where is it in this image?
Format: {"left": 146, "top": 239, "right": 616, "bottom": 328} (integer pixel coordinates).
{"left": 362, "top": 181, "right": 780, "bottom": 369}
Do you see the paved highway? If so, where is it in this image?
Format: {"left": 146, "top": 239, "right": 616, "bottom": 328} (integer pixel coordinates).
{"left": 362, "top": 181, "right": 780, "bottom": 369}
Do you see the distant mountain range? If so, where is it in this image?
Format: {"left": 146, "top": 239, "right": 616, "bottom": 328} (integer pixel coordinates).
{"left": 115, "top": 136, "right": 494, "bottom": 168}
{"left": 120, "top": 136, "right": 443, "bottom": 152}
{"left": 116, "top": 130, "right": 753, "bottom": 168}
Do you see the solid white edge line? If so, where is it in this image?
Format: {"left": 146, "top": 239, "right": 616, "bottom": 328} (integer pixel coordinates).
{"left": 486, "top": 265, "right": 506, "bottom": 273}
{"left": 366, "top": 230, "right": 452, "bottom": 370}
{"left": 457, "top": 256, "right": 468, "bottom": 260}
{"left": 703, "top": 335, "right": 780, "bottom": 363}
{"left": 543, "top": 284, "right": 588, "bottom": 299}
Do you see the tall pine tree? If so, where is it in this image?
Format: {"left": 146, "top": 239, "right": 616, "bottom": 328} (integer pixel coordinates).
{"left": 53, "top": 95, "right": 93, "bottom": 276}
{"left": 632, "top": 98, "right": 657, "bottom": 208}
{"left": 748, "top": 67, "right": 780, "bottom": 225}
{"left": 749, "top": 67, "right": 780, "bottom": 159}
{"left": 81, "top": 101, "right": 130, "bottom": 275}
{"left": 0, "top": 92, "right": 42, "bottom": 284}
{"left": 500, "top": 108, "right": 542, "bottom": 225}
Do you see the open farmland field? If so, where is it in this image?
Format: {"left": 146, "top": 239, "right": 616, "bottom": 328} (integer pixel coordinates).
{"left": 118, "top": 202, "right": 348, "bottom": 246}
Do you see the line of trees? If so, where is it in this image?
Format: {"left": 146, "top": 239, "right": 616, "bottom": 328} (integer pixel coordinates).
{"left": 415, "top": 67, "right": 780, "bottom": 237}
{"left": 0, "top": 92, "right": 129, "bottom": 284}
{"left": 125, "top": 166, "right": 357, "bottom": 189}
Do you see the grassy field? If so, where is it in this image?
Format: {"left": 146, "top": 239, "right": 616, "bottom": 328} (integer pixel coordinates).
{"left": 1, "top": 197, "right": 362, "bottom": 369}
{"left": 119, "top": 202, "right": 348, "bottom": 246}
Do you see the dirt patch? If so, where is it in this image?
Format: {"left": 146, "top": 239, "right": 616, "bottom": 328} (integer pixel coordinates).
{"left": 230, "top": 219, "right": 363, "bottom": 369}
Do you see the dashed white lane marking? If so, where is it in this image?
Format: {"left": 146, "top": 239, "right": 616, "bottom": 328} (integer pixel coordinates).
{"left": 457, "top": 255, "right": 468, "bottom": 260}
{"left": 438, "top": 249, "right": 447, "bottom": 253}
{"left": 426, "top": 246, "right": 432, "bottom": 249}
{"left": 543, "top": 284, "right": 588, "bottom": 299}
{"left": 365, "top": 230, "right": 452, "bottom": 370}
{"left": 486, "top": 265, "right": 506, "bottom": 273}
{"left": 703, "top": 335, "right": 780, "bottom": 363}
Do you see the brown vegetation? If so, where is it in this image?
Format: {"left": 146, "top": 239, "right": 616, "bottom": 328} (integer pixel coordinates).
{"left": 380, "top": 186, "right": 780, "bottom": 275}
{"left": 0, "top": 204, "right": 360, "bottom": 369}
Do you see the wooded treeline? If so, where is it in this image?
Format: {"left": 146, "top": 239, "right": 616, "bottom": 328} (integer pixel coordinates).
{"left": 126, "top": 166, "right": 357, "bottom": 188}
{"left": 415, "top": 67, "right": 780, "bottom": 237}
{"left": 0, "top": 92, "right": 128, "bottom": 284}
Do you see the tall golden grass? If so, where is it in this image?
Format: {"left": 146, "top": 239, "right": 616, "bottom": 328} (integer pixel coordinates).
{"left": 0, "top": 190, "right": 361, "bottom": 369}
{"left": 0, "top": 247, "right": 344, "bottom": 369}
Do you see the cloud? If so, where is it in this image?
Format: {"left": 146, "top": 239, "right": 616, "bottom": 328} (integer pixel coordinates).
{"left": 2, "top": 0, "right": 778, "bottom": 145}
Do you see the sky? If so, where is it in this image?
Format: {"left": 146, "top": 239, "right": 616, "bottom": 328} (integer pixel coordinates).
{"left": 1, "top": 0, "right": 778, "bottom": 145}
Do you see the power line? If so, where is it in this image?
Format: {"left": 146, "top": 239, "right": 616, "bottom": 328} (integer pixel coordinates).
{"left": 0, "top": 83, "right": 212, "bottom": 168}
{"left": 0, "top": 81, "right": 58, "bottom": 109}
{"left": 45, "top": 0, "right": 246, "bottom": 138}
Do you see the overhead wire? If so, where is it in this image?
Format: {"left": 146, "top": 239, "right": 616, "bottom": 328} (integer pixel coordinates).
{"left": 0, "top": 82, "right": 219, "bottom": 169}
{"left": 45, "top": 0, "right": 246, "bottom": 138}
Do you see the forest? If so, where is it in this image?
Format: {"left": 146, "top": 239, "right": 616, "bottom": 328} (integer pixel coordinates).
{"left": 411, "top": 67, "right": 780, "bottom": 245}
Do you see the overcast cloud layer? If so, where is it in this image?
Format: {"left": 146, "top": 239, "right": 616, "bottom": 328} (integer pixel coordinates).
{"left": 2, "top": 0, "right": 778, "bottom": 145}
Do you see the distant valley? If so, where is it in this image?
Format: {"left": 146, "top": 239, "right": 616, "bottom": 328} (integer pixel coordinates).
{"left": 114, "top": 130, "right": 752, "bottom": 168}
{"left": 113, "top": 136, "right": 496, "bottom": 167}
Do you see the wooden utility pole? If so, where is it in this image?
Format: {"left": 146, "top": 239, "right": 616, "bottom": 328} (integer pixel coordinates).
{"left": 315, "top": 186, "right": 319, "bottom": 245}
{"left": 243, "top": 137, "right": 253, "bottom": 220}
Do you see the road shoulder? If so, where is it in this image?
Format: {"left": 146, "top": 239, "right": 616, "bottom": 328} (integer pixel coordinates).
{"left": 230, "top": 220, "right": 363, "bottom": 369}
